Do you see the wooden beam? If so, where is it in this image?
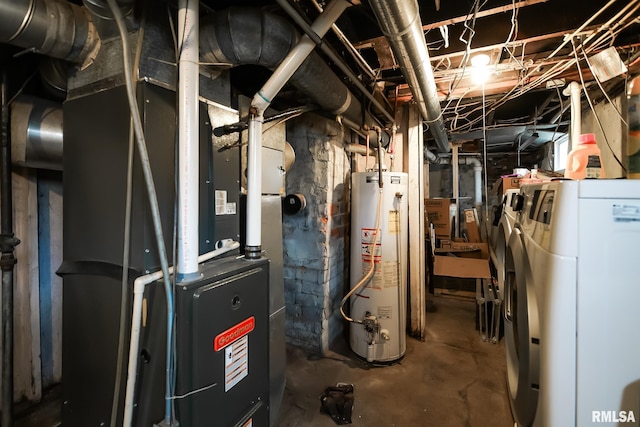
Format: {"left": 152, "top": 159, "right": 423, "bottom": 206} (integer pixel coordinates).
{"left": 421, "top": 0, "right": 549, "bottom": 31}
{"left": 9, "top": 168, "right": 42, "bottom": 403}
{"left": 355, "top": 0, "right": 548, "bottom": 51}
{"left": 403, "top": 104, "right": 426, "bottom": 339}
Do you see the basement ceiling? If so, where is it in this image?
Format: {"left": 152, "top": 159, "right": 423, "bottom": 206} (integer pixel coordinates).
{"left": 203, "top": 0, "right": 640, "bottom": 154}
{"left": 3, "top": 0, "right": 640, "bottom": 156}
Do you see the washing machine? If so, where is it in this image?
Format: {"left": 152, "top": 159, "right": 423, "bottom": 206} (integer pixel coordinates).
{"left": 505, "top": 179, "right": 640, "bottom": 426}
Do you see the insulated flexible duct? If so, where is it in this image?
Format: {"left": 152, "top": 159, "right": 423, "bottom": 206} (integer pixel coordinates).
{"left": 200, "top": 7, "right": 386, "bottom": 137}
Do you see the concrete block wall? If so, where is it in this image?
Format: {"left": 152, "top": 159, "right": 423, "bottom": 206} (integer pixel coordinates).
{"left": 283, "top": 114, "right": 350, "bottom": 354}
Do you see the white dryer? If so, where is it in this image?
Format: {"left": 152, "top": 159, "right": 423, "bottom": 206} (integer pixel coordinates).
{"left": 491, "top": 188, "right": 520, "bottom": 294}
{"left": 505, "top": 179, "right": 640, "bottom": 426}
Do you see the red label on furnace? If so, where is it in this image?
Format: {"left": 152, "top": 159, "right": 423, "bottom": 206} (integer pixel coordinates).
{"left": 214, "top": 316, "right": 255, "bottom": 352}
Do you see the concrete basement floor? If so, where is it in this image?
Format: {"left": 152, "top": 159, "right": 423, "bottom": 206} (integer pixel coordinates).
{"left": 15, "top": 296, "right": 514, "bottom": 427}
{"left": 276, "top": 296, "right": 514, "bottom": 427}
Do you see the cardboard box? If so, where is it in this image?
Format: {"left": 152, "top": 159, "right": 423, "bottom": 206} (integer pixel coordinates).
{"left": 425, "top": 198, "right": 455, "bottom": 239}
{"left": 463, "top": 208, "right": 482, "bottom": 243}
{"left": 492, "top": 177, "right": 521, "bottom": 195}
{"left": 433, "top": 242, "right": 491, "bottom": 279}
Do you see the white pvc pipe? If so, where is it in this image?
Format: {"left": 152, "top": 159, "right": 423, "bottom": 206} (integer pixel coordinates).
{"left": 473, "top": 166, "right": 482, "bottom": 207}
{"left": 177, "top": 0, "right": 200, "bottom": 279}
{"left": 123, "top": 240, "right": 240, "bottom": 427}
{"left": 433, "top": 154, "right": 483, "bottom": 209}
{"left": 253, "top": 0, "right": 350, "bottom": 112}
{"left": 246, "top": 0, "right": 350, "bottom": 257}
{"left": 569, "top": 81, "right": 582, "bottom": 151}
{"left": 462, "top": 157, "right": 483, "bottom": 208}
{"left": 245, "top": 111, "right": 263, "bottom": 256}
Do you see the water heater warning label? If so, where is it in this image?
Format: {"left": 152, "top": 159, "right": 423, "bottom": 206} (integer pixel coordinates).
{"left": 225, "top": 335, "right": 248, "bottom": 392}
{"left": 361, "top": 228, "right": 379, "bottom": 242}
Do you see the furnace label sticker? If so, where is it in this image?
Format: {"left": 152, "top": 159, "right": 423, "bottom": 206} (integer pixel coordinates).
{"left": 225, "top": 335, "right": 248, "bottom": 392}
{"left": 215, "top": 190, "right": 237, "bottom": 215}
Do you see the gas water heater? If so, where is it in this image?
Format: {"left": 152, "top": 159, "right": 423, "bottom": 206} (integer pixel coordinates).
{"left": 349, "top": 171, "right": 408, "bottom": 362}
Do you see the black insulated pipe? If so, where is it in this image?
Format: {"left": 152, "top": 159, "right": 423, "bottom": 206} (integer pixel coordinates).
{"left": 200, "top": 7, "right": 391, "bottom": 144}
{"left": 0, "top": 0, "right": 99, "bottom": 65}
{"left": 1, "top": 73, "right": 20, "bottom": 427}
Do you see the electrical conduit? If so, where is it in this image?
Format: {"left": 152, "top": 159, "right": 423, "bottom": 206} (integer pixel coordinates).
{"left": 105, "top": 0, "right": 174, "bottom": 425}
{"left": 245, "top": 0, "right": 351, "bottom": 258}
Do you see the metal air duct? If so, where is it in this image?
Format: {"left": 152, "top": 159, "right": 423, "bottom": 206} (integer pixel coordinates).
{"left": 82, "top": 0, "right": 135, "bottom": 40}
{"left": 10, "top": 96, "right": 63, "bottom": 170}
{"left": 0, "top": 0, "right": 99, "bottom": 66}
{"left": 367, "top": 0, "right": 449, "bottom": 152}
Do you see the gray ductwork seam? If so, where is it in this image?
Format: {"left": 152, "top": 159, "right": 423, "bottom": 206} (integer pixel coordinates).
{"left": 200, "top": 7, "right": 390, "bottom": 145}
{"left": 0, "top": 0, "right": 100, "bottom": 66}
